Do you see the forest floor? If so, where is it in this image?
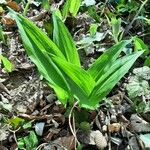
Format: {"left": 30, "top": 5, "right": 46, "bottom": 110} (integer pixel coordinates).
{"left": 0, "top": 0, "right": 150, "bottom": 150}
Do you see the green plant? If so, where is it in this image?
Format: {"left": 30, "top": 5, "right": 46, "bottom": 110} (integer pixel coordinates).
{"left": 133, "top": 37, "right": 150, "bottom": 66}
{"left": 9, "top": 9, "right": 143, "bottom": 110}
{"left": 89, "top": 23, "right": 98, "bottom": 37}
{"left": 0, "top": 26, "right": 14, "bottom": 73}
{"left": 0, "top": 25, "right": 6, "bottom": 44}
{"left": 62, "top": 0, "right": 81, "bottom": 20}
{"left": 107, "top": 16, "right": 123, "bottom": 43}
{"left": 0, "top": 55, "right": 14, "bottom": 72}
{"left": 17, "top": 131, "right": 38, "bottom": 150}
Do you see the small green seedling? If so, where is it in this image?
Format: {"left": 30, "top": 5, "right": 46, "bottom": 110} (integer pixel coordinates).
{"left": 17, "top": 131, "right": 38, "bottom": 150}
{"left": 89, "top": 23, "right": 98, "bottom": 37}
{"left": 62, "top": 0, "right": 81, "bottom": 19}
{"left": 107, "top": 16, "right": 123, "bottom": 43}
{"left": 0, "top": 55, "right": 14, "bottom": 72}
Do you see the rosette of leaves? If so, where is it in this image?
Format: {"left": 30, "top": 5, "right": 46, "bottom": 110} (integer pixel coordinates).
{"left": 9, "top": 9, "right": 143, "bottom": 110}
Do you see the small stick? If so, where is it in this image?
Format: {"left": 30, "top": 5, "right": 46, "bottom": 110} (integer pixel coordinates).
{"left": 0, "top": 82, "right": 10, "bottom": 94}
{"left": 123, "top": 0, "right": 148, "bottom": 35}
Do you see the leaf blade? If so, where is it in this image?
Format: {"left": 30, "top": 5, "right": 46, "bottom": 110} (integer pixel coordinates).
{"left": 88, "top": 40, "right": 130, "bottom": 81}
{"left": 88, "top": 51, "right": 144, "bottom": 108}
{"left": 53, "top": 13, "right": 80, "bottom": 66}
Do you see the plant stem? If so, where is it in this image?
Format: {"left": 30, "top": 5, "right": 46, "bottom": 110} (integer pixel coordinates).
{"left": 23, "top": 0, "right": 32, "bottom": 16}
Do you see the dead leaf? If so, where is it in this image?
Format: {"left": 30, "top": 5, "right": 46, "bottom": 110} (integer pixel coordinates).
{"left": 52, "top": 136, "right": 75, "bottom": 150}
{"left": 128, "top": 136, "right": 140, "bottom": 150}
{"left": 0, "top": 145, "right": 8, "bottom": 150}
{"left": 43, "top": 128, "right": 60, "bottom": 142}
{"left": 111, "top": 137, "right": 122, "bottom": 145}
{"left": 0, "top": 82, "right": 10, "bottom": 94}
{"left": 130, "top": 114, "right": 150, "bottom": 132}
{"left": 139, "top": 134, "right": 150, "bottom": 149}
{"left": 0, "top": 127, "right": 9, "bottom": 141}
{"left": 108, "top": 123, "right": 121, "bottom": 133}
{"left": 1, "top": 16, "right": 16, "bottom": 27}
{"left": 77, "top": 130, "right": 107, "bottom": 149}
{"left": 6, "top": 1, "right": 20, "bottom": 12}
{"left": 90, "top": 130, "right": 107, "bottom": 150}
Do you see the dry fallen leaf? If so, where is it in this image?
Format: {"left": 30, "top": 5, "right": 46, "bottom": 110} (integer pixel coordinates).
{"left": 52, "top": 136, "right": 75, "bottom": 150}
{"left": 128, "top": 136, "right": 140, "bottom": 150}
{"left": 130, "top": 114, "right": 150, "bottom": 132}
{"left": 90, "top": 130, "right": 107, "bottom": 150}
{"left": 6, "top": 1, "right": 20, "bottom": 12}
{"left": 108, "top": 123, "right": 121, "bottom": 133}
{"left": 0, "top": 127, "right": 9, "bottom": 141}
{"left": 1, "top": 16, "right": 16, "bottom": 27}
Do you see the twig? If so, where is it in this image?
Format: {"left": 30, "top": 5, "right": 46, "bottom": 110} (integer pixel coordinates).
{"left": 100, "top": 0, "right": 109, "bottom": 17}
{"left": 0, "top": 82, "right": 10, "bottom": 94}
{"left": 123, "top": 95, "right": 134, "bottom": 105}
{"left": 36, "top": 143, "right": 48, "bottom": 150}
{"left": 29, "top": 10, "right": 47, "bottom": 22}
{"left": 8, "top": 126, "right": 21, "bottom": 146}
{"left": 23, "top": 0, "right": 32, "bottom": 16}
{"left": 123, "top": 0, "right": 148, "bottom": 35}
{"left": 56, "top": 0, "right": 64, "bottom": 8}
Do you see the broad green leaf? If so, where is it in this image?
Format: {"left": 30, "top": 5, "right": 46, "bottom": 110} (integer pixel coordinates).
{"left": 52, "top": 56, "right": 95, "bottom": 96}
{"left": 17, "top": 131, "right": 38, "bottom": 150}
{"left": 62, "top": 0, "right": 70, "bottom": 20}
{"left": 62, "top": 0, "right": 81, "bottom": 19}
{"left": 23, "top": 122, "right": 32, "bottom": 129}
{"left": 17, "top": 138, "right": 25, "bottom": 150}
{"left": 22, "top": 28, "right": 70, "bottom": 92}
{"left": 88, "top": 51, "right": 143, "bottom": 108}
{"left": 54, "top": 9, "right": 63, "bottom": 20}
{"left": 144, "top": 56, "right": 150, "bottom": 67}
{"left": 53, "top": 13, "right": 80, "bottom": 66}
{"left": 52, "top": 85, "right": 70, "bottom": 105}
{"left": 89, "top": 24, "right": 98, "bottom": 36}
{"left": 133, "top": 37, "right": 149, "bottom": 56}
{"left": 52, "top": 56, "right": 95, "bottom": 107}
{"left": 14, "top": 15, "right": 65, "bottom": 58}
{"left": 88, "top": 40, "right": 130, "bottom": 81}
{"left": 69, "top": 0, "right": 81, "bottom": 17}
{"left": 8, "top": 117, "right": 24, "bottom": 129}
{"left": 9, "top": 10, "right": 71, "bottom": 104}
{"left": 42, "top": 0, "right": 50, "bottom": 11}
{"left": 28, "top": 131, "right": 38, "bottom": 148}
{"left": 0, "top": 55, "right": 14, "bottom": 72}
{"left": 133, "top": 37, "right": 148, "bottom": 51}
